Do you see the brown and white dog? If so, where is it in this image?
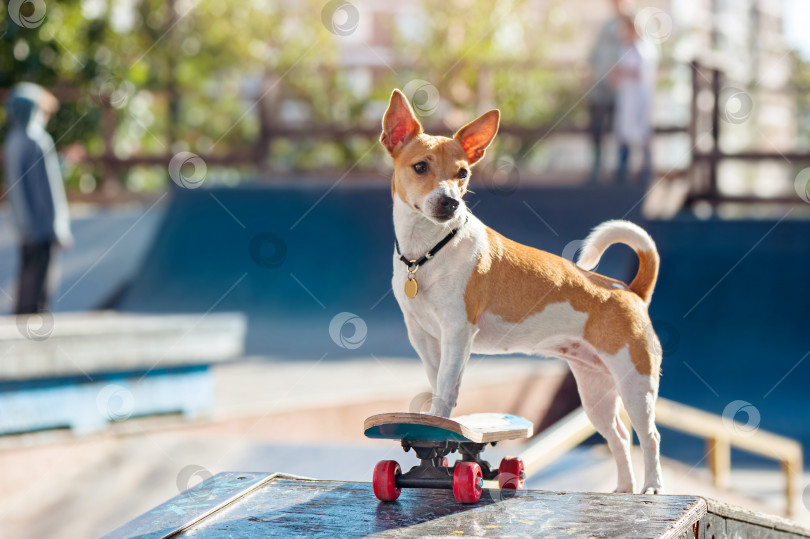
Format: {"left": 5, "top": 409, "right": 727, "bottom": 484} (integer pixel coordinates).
{"left": 380, "top": 89, "right": 663, "bottom": 494}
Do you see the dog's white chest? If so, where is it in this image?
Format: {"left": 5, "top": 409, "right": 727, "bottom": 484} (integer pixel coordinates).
{"left": 391, "top": 241, "right": 481, "bottom": 338}
{"left": 392, "top": 262, "right": 453, "bottom": 330}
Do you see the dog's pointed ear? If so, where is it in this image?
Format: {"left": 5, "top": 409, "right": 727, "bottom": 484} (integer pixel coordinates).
{"left": 381, "top": 89, "right": 423, "bottom": 156}
{"left": 454, "top": 109, "right": 500, "bottom": 165}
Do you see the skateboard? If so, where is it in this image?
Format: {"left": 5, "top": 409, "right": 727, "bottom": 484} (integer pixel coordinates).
{"left": 364, "top": 412, "right": 534, "bottom": 503}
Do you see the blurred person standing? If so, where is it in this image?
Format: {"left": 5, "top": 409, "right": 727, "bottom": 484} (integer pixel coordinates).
{"left": 587, "top": 0, "right": 626, "bottom": 184}
{"left": 3, "top": 83, "right": 73, "bottom": 315}
{"left": 612, "top": 14, "right": 657, "bottom": 185}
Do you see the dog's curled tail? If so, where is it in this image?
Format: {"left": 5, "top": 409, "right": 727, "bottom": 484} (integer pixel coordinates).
{"left": 576, "top": 220, "right": 660, "bottom": 304}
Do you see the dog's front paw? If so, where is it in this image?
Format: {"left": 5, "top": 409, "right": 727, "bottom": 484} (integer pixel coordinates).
{"left": 613, "top": 483, "right": 635, "bottom": 494}
{"left": 641, "top": 484, "right": 663, "bottom": 495}
{"left": 428, "top": 406, "right": 452, "bottom": 417}
{"left": 428, "top": 396, "right": 453, "bottom": 417}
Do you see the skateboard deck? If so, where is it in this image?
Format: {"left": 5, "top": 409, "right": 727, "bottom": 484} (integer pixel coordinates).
{"left": 364, "top": 412, "right": 534, "bottom": 444}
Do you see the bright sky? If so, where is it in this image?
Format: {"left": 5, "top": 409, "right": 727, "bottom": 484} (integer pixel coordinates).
{"left": 784, "top": 0, "right": 810, "bottom": 59}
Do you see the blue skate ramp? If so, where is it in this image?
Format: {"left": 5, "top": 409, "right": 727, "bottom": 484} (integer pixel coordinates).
{"left": 114, "top": 183, "right": 644, "bottom": 359}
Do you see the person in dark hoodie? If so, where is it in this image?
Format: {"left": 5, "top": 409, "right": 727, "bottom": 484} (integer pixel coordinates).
{"left": 3, "top": 83, "right": 72, "bottom": 315}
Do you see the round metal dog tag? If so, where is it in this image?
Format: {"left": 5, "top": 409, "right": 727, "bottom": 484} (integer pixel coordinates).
{"left": 405, "top": 278, "right": 418, "bottom": 298}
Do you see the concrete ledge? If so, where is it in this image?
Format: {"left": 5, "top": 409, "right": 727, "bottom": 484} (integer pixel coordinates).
{"left": 0, "top": 366, "right": 213, "bottom": 435}
{"left": 0, "top": 311, "right": 246, "bottom": 380}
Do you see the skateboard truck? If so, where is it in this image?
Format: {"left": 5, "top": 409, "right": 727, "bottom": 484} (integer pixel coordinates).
{"left": 397, "top": 440, "right": 500, "bottom": 486}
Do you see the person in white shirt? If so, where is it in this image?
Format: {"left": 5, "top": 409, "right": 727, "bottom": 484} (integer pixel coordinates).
{"left": 611, "top": 14, "right": 657, "bottom": 184}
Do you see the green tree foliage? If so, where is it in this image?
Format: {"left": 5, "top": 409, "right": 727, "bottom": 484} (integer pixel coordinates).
{"left": 1, "top": 0, "right": 577, "bottom": 192}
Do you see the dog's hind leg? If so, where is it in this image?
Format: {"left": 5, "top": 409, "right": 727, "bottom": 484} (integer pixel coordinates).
{"left": 616, "top": 370, "right": 663, "bottom": 494}
{"left": 568, "top": 362, "right": 636, "bottom": 493}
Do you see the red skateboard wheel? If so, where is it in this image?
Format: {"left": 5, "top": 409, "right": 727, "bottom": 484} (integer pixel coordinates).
{"left": 498, "top": 456, "right": 525, "bottom": 490}
{"left": 453, "top": 461, "right": 483, "bottom": 503}
{"left": 373, "top": 460, "right": 401, "bottom": 502}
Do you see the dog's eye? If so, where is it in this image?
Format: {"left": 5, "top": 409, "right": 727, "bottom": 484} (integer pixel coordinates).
{"left": 413, "top": 161, "right": 428, "bottom": 174}
{"left": 457, "top": 169, "right": 469, "bottom": 179}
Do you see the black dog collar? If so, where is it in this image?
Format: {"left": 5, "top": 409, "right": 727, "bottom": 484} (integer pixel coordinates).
{"left": 394, "top": 215, "right": 468, "bottom": 272}
{"left": 394, "top": 215, "right": 468, "bottom": 299}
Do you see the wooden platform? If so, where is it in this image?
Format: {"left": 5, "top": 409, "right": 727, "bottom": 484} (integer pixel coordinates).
{"left": 99, "top": 471, "right": 810, "bottom": 538}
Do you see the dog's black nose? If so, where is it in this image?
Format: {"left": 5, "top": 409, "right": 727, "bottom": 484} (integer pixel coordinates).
{"left": 439, "top": 195, "right": 460, "bottom": 213}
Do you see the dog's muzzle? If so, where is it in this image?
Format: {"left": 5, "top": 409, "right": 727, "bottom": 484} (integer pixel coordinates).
{"left": 435, "top": 195, "right": 460, "bottom": 220}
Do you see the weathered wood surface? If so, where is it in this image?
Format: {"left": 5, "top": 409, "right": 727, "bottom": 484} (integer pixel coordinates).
{"left": 364, "top": 413, "right": 533, "bottom": 443}
{"left": 699, "top": 499, "right": 810, "bottom": 538}
{"left": 0, "top": 311, "right": 246, "bottom": 379}
{"left": 103, "top": 473, "right": 706, "bottom": 538}
{"left": 100, "top": 472, "right": 283, "bottom": 539}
